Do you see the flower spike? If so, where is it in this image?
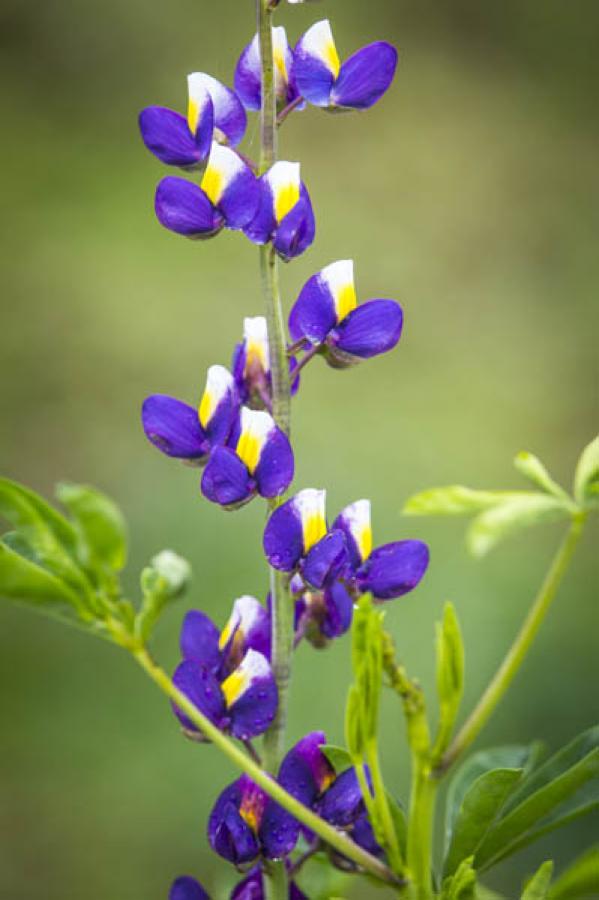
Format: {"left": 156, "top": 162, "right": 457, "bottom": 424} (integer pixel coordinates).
{"left": 201, "top": 407, "right": 294, "bottom": 508}
{"left": 235, "top": 27, "right": 302, "bottom": 112}
{"left": 141, "top": 364, "right": 238, "bottom": 463}
{"left": 293, "top": 21, "right": 398, "bottom": 111}
{"left": 139, "top": 73, "right": 246, "bottom": 170}
{"left": 289, "top": 260, "right": 403, "bottom": 368}
{"left": 244, "top": 161, "right": 315, "bottom": 261}
{"left": 155, "top": 143, "right": 260, "bottom": 240}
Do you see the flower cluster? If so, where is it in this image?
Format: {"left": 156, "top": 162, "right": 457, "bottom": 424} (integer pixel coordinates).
{"left": 137, "top": 6, "right": 428, "bottom": 897}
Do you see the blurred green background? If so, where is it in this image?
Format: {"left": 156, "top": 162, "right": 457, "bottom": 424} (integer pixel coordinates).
{"left": 0, "top": 0, "right": 597, "bottom": 896}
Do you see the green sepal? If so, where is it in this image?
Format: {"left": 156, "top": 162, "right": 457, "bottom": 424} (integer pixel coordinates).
{"left": 521, "top": 861, "right": 554, "bottom": 900}
{"left": 135, "top": 550, "right": 191, "bottom": 642}
{"left": 433, "top": 601, "right": 465, "bottom": 760}
{"left": 466, "top": 493, "right": 569, "bottom": 558}
{"left": 56, "top": 482, "right": 128, "bottom": 578}
{"left": 441, "top": 857, "right": 477, "bottom": 900}
{"left": 321, "top": 744, "right": 353, "bottom": 773}
{"left": 573, "top": 434, "right": 599, "bottom": 509}
{"left": 548, "top": 845, "right": 599, "bottom": 899}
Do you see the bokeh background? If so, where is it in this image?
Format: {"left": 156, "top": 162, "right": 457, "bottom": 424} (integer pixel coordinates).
{"left": 1, "top": 0, "right": 598, "bottom": 896}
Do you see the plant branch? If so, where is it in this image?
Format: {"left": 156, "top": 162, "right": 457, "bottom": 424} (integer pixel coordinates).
{"left": 436, "top": 512, "right": 588, "bottom": 775}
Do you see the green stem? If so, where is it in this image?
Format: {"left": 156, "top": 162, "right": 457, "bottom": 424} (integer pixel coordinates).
{"left": 132, "top": 646, "right": 397, "bottom": 885}
{"left": 366, "top": 738, "right": 405, "bottom": 876}
{"left": 438, "top": 513, "right": 587, "bottom": 775}
{"left": 406, "top": 758, "right": 436, "bottom": 900}
{"left": 262, "top": 565, "right": 294, "bottom": 773}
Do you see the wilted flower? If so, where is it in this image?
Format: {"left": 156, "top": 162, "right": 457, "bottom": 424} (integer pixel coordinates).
{"left": 208, "top": 774, "right": 299, "bottom": 865}
{"left": 172, "top": 596, "right": 276, "bottom": 741}
{"left": 232, "top": 316, "right": 300, "bottom": 409}
{"left": 288, "top": 260, "right": 403, "bottom": 368}
{"left": 140, "top": 73, "right": 246, "bottom": 169}
{"left": 263, "top": 488, "right": 348, "bottom": 589}
{"left": 244, "top": 161, "right": 315, "bottom": 261}
{"left": 333, "top": 499, "right": 430, "bottom": 600}
{"left": 293, "top": 20, "right": 398, "bottom": 111}
{"left": 235, "top": 27, "right": 302, "bottom": 112}
{"left": 202, "top": 407, "right": 294, "bottom": 507}
{"left": 292, "top": 574, "right": 354, "bottom": 647}
{"left": 142, "top": 364, "right": 238, "bottom": 463}
{"left": 155, "top": 143, "right": 259, "bottom": 239}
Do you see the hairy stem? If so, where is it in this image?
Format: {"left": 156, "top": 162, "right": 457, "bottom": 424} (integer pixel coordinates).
{"left": 438, "top": 512, "right": 587, "bottom": 775}
{"left": 132, "top": 646, "right": 397, "bottom": 885}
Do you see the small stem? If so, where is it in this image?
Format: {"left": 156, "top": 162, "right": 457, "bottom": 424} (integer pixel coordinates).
{"left": 257, "top": 0, "right": 277, "bottom": 174}
{"left": 287, "top": 337, "right": 308, "bottom": 355}
{"left": 438, "top": 513, "right": 587, "bottom": 775}
{"left": 132, "top": 646, "right": 397, "bottom": 885}
{"left": 277, "top": 95, "right": 303, "bottom": 127}
{"left": 366, "top": 739, "right": 405, "bottom": 876}
{"left": 288, "top": 841, "right": 322, "bottom": 877}
{"left": 262, "top": 566, "right": 294, "bottom": 772}
{"left": 260, "top": 245, "right": 291, "bottom": 436}
{"left": 294, "top": 344, "right": 320, "bottom": 376}
{"left": 406, "top": 759, "right": 436, "bottom": 900}
{"left": 244, "top": 739, "right": 262, "bottom": 765}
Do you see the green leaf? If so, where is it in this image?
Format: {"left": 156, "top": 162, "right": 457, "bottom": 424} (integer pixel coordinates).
{"left": 549, "top": 845, "right": 599, "bottom": 899}
{"left": 0, "top": 539, "right": 84, "bottom": 614}
{"left": 442, "top": 857, "right": 477, "bottom": 900}
{"left": 434, "top": 602, "right": 465, "bottom": 760}
{"left": 56, "top": 482, "right": 127, "bottom": 574}
{"left": 444, "top": 768, "right": 523, "bottom": 876}
{"left": 573, "top": 435, "right": 599, "bottom": 508}
{"left": 514, "top": 452, "right": 569, "bottom": 503}
{"left": 475, "top": 729, "right": 599, "bottom": 869}
{"left": 521, "top": 861, "right": 554, "bottom": 899}
{"left": 345, "top": 684, "right": 365, "bottom": 760}
{"left": 466, "top": 493, "right": 569, "bottom": 557}
{"left": 386, "top": 792, "right": 408, "bottom": 857}
{"left": 403, "top": 486, "right": 525, "bottom": 517}
{"left": 445, "top": 744, "right": 542, "bottom": 855}
{"left": 322, "top": 745, "right": 353, "bottom": 773}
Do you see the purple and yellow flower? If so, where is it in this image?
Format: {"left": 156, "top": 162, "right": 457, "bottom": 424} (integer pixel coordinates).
{"left": 232, "top": 316, "right": 300, "bottom": 410}
{"left": 170, "top": 869, "right": 306, "bottom": 900}
{"left": 208, "top": 774, "right": 299, "bottom": 865}
{"left": 201, "top": 407, "right": 294, "bottom": 508}
{"left": 172, "top": 596, "right": 276, "bottom": 741}
{"left": 288, "top": 260, "right": 403, "bottom": 368}
{"left": 169, "top": 877, "right": 210, "bottom": 900}
{"left": 292, "top": 574, "right": 354, "bottom": 648}
{"left": 140, "top": 73, "right": 246, "bottom": 170}
{"left": 293, "top": 20, "right": 398, "bottom": 111}
{"left": 235, "top": 27, "right": 302, "bottom": 112}
{"left": 333, "top": 499, "right": 430, "bottom": 601}
{"left": 244, "top": 161, "right": 315, "bottom": 261}
{"left": 263, "top": 489, "right": 348, "bottom": 589}
{"left": 155, "top": 142, "right": 260, "bottom": 240}
{"left": 278, "top": 732, "right": 382, "bottom": 859}
{"left": 142, "top": 364, "right": 238, "bottom": 463}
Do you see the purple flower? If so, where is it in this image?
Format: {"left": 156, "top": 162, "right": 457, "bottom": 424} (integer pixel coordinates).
{"left": 278, "top": 732, "right": 383, "bottom": 860}
{"left": 244, "top": 162, "right": 315, "bottom": 261}
{"left": 293, "top": 21, "right": 398, "bottom": 111}
{"left": 263, "top": 489, "right": 348, "bottom": 590}
{"left": 232, "top": 316, "right": 300, "bottom": 410}
{"left": 231, "top": 866, "right": 307, "bottom": 900}
{"left": 288, "top": 260, "right": 403, "bottom": 368}
{"left": 235, "top": 27, "right": 302, "bottom": 113}
{"left": 292, "top": 574, "right": 354, "bottom": 648}
{"left": 333, "top": 499, "right": 430, "bottom": 601}
{"left": 169, "top": 877, "right": 210, "bottom": 900}
{"left": 155, "top": 143, "right": 260, "bottom": 240}
{"left": 172, "top": 596, "right": 276, "bottom": 741}
{"left": 201, "top": 407, "right": 294, "bottom": 508}
{"left": 208, "top": 774, "right": 299, "bottom": 865}
{"left": 140, "top": 73, "right": 246, "bottom": 169}
{"left": 142, "top": 364, "right": 238, "bottom": 463}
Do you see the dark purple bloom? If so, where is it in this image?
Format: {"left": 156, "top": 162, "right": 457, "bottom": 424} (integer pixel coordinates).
{"left": 231, "top": 866, "right": 307, "bottom": 900}
{"left": 208, "top": 775, "right": 299, "bottom": 865}
{"left": 293, "top": 21, "right": 398, "bottom": 111}
{"left": 231, "top": 316, "right": 300, "bottom": 410}
{"left": 169, "top": 876, "right": 210, "bottom": 900}
{"left": 235, "top": 28, "right": 303, "bottom": 113}
{"left": 244, "top": 162, "right": 315, "bottom": 261}
{"left": 155, "top": 143, "right": 260, "bottom": 240}
{"left": 263, "top": 489, "right": 348, "bottom": 590}
{"left": 201, "top": 407, "right": 294, "bottom": 508}
{"left": 332, "top": 499, "right": 430, "bottom": 601}
{"left": 288, "top": 260, "right": 403, "bottom": 368}
{"left": 142, "top": 365, "right": 238, "bottom": 463}
{"left": 172, "top": 596, "right": 276, "bottom": 741}
{"left": 292, "top": 574, "right": 354, "bottom": 648}
{"left": 140, "top": 73, "right": 246, "bottom": 169}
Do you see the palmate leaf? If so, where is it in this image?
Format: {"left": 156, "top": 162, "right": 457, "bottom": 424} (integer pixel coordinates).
{"left": 549, "top": 845, "right": 599, "bottom": 899}
{"left": 465, "top": 493, "right": 569, "bottom": 558}
{"left": 521, "top": 861, "right": 554, "bottom": 900}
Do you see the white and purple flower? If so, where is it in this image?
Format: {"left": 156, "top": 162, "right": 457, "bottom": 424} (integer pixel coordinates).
{"left": 234, "top": 26, "right": 302, "bottom": 112}
{"left": 244, "top": 161, "right": 316, "bottom": 261}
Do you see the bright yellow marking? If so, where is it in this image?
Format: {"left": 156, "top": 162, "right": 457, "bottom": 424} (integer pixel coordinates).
{"left": 320, "top": 768, "right": 336, "bottom": 792}
{"left": 303, "top": 512, "right": 327, "bottom": 553}
{"left": 245, "top": 339, "right": 268, "bottom": 374}
{"left": 239, "top": 790, "right": 265, "bottom": 832}
{"left": 187, "top": 99, "right": 199, "bottom": 134}
{"left": 325, "top": 40, "right": 341, "bottom": 78}
{"left": 236, "top": 431, "right": 261, "bottom": 474}
{"left": 274, "top": 181, "right": 300, "bottom": 223}
{"left": 201, "top": 165, "right": 224, "bottom": 205}
{"left": 221, "top": 668, "right": 248, "bottom": 707}
{"left": 198, "top": 390, "right": 214, "bottom": 429}
{"left": 357, "top": 524, "right": 372, "bottom": 562}
{"left": 335, "top": 283, "right": 357, "bottom": 323}
{"left": 218, "top": 617, "right": 235, "bottom": 650}
{"left": 274, "top": 46, "right": 288, "bottom": 83}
